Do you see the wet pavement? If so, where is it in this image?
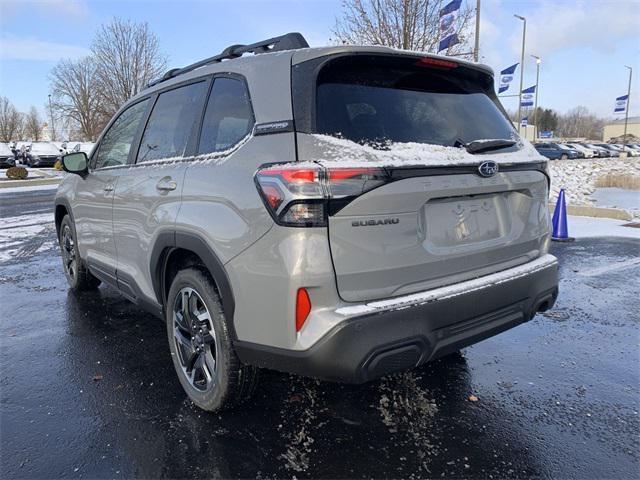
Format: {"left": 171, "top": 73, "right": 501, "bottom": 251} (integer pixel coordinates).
{"left": 1, "top": 190, "right": 639, "bottom": 479}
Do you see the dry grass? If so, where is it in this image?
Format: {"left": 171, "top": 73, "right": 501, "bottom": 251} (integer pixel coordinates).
{"left": 594, "top": 174, "right": 640, "bottom": 190}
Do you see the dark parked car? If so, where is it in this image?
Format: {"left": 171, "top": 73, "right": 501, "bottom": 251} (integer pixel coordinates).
{"left": 534, "top": 142, "right": 580, "bottom": 160}
{"left": 0, "top": 143, "right": 16, "bottom": 168}
{"left": 25, "top": 142, "right": 61, "bottom": 167}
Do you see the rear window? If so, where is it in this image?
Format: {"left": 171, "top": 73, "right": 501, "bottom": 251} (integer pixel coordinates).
{"left": 307, "top": 55, "right": 517, "bottom": 150}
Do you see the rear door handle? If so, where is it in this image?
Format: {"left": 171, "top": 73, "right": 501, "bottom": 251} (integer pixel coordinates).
{"left": 156, "top": 177, "right": 177, "bottom": 192}
{"left": 103, "top": 184, "right": 114, "bottom": 192}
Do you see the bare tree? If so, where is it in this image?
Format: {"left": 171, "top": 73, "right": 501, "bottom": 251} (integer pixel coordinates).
{"left": 50, "top": 57, "right": 107, "bottom": 141}
{"left": 24, "top": 107, "right": 42, "bottom": 141}
{"left": 0, "top": 96, "right": 24, "bottom": 142}
{"left": 557, "top": 106, "right": 604, "bottom": 139}
{"left": 333, "top": 0, "right": 474, "bottom": 55}
{"left": 92, "top": 18, "right": 166, "bottom": 117}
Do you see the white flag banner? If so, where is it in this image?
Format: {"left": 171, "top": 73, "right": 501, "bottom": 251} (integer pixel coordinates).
{"left": 520, "top": 85, "right": 536, "bottom": 107}
{"left": 499, "top": 64, "right": 519, "bottom": 93}
{"left": 438, "top": 0, "right": 462, "bottom": 52}
{"left": 614, "top": 95, "right": 628, "bottom": 114}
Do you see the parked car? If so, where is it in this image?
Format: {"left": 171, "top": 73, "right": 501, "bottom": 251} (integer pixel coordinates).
{"left": 534, "top": 142, "right": 580, "bottom": 160}
{"left": 564, "top": 143, "right": 595, "bottom": 158}
{"left": 580, "top": 143, "right": 609, "bottom": 158}
{"left": 55, "top": 33, "right": 558, "bottom": 412}
{"left": 25, "top": 141, "right": 61, "bottom": 167}
{"left": 0, "top": 143, "right": 16, "bottom": 168}
{"left": 592, "top": 143, "right": 621, "bottom": 157}
{"left": 611, "top": 144, "right": 640, "bottom": 157}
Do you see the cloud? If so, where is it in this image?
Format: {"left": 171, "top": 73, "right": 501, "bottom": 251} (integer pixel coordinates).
{"left": 511, "top": 1, "right": 638, "bottom": 58}
{"left": 0, "top": 34, "right": 90, "bottom": 62}
{"left": 480, "top": 0, "right": 640, "bottom": 60}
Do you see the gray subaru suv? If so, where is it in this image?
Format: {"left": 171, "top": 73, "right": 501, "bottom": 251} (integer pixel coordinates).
{"left": 56, "top": 33, "right": 558, "bottom": 411}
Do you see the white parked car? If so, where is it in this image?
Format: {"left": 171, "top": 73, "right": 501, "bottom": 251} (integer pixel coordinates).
{"left": 565, "top": 143, "right": 595, "bottom": 158}
{"left": 612, "top": 144, "right": 640, "bottom": 157}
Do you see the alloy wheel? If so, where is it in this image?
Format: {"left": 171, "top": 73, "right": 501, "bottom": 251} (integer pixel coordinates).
{"left": 172, "top": 287, "right": 218, "bottom": 392}
{"left": 61, "top": 225, "right": 77, "bottom": 280}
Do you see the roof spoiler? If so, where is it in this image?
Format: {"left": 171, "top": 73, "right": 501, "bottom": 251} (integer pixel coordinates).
{"left": 147, "top": 32, "right": 309, "bottom": 88}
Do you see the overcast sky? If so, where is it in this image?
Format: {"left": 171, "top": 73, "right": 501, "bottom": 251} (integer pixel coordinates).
{"left": 1, "top": 0, "right": 638, "bottom": 119}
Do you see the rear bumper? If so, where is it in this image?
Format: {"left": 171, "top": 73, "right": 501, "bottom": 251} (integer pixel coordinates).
{"left": 235, "top": 254, "right": 559, "bottom": 383}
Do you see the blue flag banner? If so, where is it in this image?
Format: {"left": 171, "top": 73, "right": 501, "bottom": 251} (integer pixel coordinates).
{"left": 520, "top": 85, "right": 536, "bottom": 107}
{"left": 614, "top": 95, "right": 628, "bottom": 114}
{"left": 438, "top": 0, "right": 462, "bottom": 52}
{"left": 499, "top": 63, "right": 519, "bottom": 93}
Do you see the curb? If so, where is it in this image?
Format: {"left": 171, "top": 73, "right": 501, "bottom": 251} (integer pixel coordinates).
{"left": 0, "top": 178, "right": 62, "bottom": 189}
{"left": 549, "top": 204, "right": 633, "bottom": 221}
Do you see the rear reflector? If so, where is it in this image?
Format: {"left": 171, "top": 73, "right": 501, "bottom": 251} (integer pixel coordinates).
{"left": 296, "top": 288, "right": 311, "bottom": 332}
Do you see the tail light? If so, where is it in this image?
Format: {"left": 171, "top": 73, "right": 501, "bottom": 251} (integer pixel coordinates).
{"left": 255, "top": 164, "right": 388, "bottom": 227}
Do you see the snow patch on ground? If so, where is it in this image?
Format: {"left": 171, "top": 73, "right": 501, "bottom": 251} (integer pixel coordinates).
{"left": 278, "top": 377, "right": 321, "bottom": 473}
{"left": 378, "top": 372, "right": 439, "bottom": 473}
{"left": 567, "top": 215, "right": 640, "bottom": 240}
{"left": 0, "top": 212, "right": 56, "bottom": 263}
{"left": 0, "top": 183, "right": 59, "bottom": 193}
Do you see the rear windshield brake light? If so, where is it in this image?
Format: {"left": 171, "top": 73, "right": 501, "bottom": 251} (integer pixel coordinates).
{"left": 416, "top": 57, "right": 459, "bottom": 69}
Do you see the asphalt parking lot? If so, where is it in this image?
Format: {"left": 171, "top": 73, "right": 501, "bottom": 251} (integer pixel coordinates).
{"left": 1, "top": 189, "right": 639, "bottom": 479}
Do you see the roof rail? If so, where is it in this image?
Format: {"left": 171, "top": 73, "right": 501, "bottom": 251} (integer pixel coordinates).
{"left": 147, "top": 32, "right": 309, "bottom": 88}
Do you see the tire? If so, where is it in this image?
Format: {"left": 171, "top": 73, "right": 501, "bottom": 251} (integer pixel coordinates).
{"left": 58, "top": 215, "right": 101, "bottom": 291}
{"left": 166, "top": 267, "right": 259, "bottom": 411}
{"left": 561, "top": 154, "right": 568, "bottom": 160}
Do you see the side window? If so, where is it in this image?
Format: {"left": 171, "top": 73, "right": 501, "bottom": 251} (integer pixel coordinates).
{"left": 93, "top": 99, "right": 149, "bottom": 169}
{"left": 137, "top": 81, "right": 208, "bottom": 163}
{"left": 198, "top": 77, "right": 254, "bottom": 154}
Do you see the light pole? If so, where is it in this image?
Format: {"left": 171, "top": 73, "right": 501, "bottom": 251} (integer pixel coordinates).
{"left": 474, "top": 0, "right": 481, "bottom": 62}
{"left": 48, "top": 94, "right": 56, "bottom": 142}
{"left": 514, "top": 14, "right": 526, "bottom": 135}
{"left": 622, "top": 65, "right": 632, "bottom": 153}
{"left": 531, "top": 55, "right": 541, "bottom": 140}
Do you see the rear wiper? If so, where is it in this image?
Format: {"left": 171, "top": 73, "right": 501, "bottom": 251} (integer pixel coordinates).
{"left": 463, "top": 139, "right": 517, "bottom": 154}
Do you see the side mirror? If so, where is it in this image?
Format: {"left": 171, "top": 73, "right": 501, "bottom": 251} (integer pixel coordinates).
{"left": 62, "top": 152, "right": 89, "bottom": 175}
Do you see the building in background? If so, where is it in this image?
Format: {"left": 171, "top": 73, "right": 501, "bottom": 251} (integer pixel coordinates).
{"left": 603, "top": 116, "right": 640, "bottom": 142}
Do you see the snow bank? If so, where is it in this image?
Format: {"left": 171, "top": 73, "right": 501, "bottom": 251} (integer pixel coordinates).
{"left": 549, "top": 158, "right": 640, "bottom": 215}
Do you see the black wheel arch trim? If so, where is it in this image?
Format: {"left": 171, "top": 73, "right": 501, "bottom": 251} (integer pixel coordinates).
{"left": 54, "top": 197, "right": 74, "bottom": 236}
{"left": 150, "top": 230, "right": 236, "bottom": 334}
